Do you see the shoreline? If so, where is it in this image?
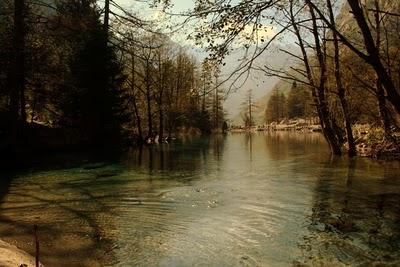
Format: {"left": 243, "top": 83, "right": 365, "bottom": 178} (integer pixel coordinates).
{"left": 0, "top": 239, "right": 41, "bottom": 267}
{"left": 228, "top": 125, "right": 400, "bottom": 160}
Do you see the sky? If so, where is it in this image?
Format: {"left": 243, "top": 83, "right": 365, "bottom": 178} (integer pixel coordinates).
{"left": 113, "top": 0, "right": 290, "bottom": 119}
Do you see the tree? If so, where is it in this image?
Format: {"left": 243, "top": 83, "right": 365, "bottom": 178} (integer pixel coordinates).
{"left": 55, "top": 0, "right": 128, "bottom": 146}
{"left": 211, "top": 70, "right": 225, "bottom": 131}
{"left": 241, "top": 89, "right": 256, "bottom": 127}
{"left": 306, "top": 0, "right": 400, "bottom": 114}
{"left": 286, "top": 81, "right": 312, "bottom": 119}
{"left": 172, "top": 0, "right": 400, "bottom": 155}
{"left": 265, "top": 89, "right": 286, "bottom": 123}
{"left": 327, "top": 0, "right": 356, "bottom": 156}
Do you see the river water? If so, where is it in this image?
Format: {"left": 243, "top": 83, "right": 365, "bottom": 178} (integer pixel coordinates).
{"left": 0, "top": 132, "right": 399, "bottom": 266}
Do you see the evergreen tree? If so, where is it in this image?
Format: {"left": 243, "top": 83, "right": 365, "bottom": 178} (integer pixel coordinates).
{"left": 265, "top": 89, "right": 286, "bottom": 123}
{"left": 55, "top": 0, "right": 127, "bottom": 146}
{"left": 241, "top": 89, "right": 256, "bottom": 127}
{"left": 286, "top": 81, "right": 311, "bottom": 119}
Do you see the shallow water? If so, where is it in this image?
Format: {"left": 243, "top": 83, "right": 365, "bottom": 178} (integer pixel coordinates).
{"left": 0, "top": 132, "right": 399, "bottom": 266}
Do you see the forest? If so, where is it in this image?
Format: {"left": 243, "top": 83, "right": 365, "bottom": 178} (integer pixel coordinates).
{"left": 1, "top": 0, "right": 400, "bottom": 160}
{"left": 224, "top": 0, "right": 400, "bottom": 158}
{"left": 1, "top": 1, "right": 400, "bottom": 266}
{"left": 0, "top": 0, "right": 226, "bottom": 163}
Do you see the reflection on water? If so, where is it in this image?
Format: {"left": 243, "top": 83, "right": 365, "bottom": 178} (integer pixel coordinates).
{"left": 0, "top": 132, "right": 399, "bottom": 266}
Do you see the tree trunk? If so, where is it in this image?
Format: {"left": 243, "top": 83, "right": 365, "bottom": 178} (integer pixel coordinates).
{"left": 103, "top": 0, "right": 110, "bottom": 40}
{"left": 132, "top": 93, "right": 143, "bottom": 143}
{"left": 308, "top": 3, "right": 342, "bottom": 155}
{"left": 11, "top": 0, "right": 26, "bottom": 123}
{"left": 202, "top": 83, "right": 206, "bottom": 112}
{"left": 146, "top": 61, "right": 153, "bottom": 137}
{"left": 347, "top": 0, "right": 400, "bottom": 114}
{"left": 373, "top": 0, "right": 392, "bottom": 136}
{"left": 377, "top": 81, "right": 391, "bottom": 134}
{"left": 158, "top": 54, "right": 164, "bottom": 141}
{"left": 131, "top": 55, "right": 143, "bottom": 143}
{"left": 159, "top": 109, "right": 164, "bottom": 141}
{"left": 327, "top": 0, "right": 356, "bottom": 157}
{"left": 214, "top": 76, "right": 219, "bottom": 130}
{"left": 290, "top": 1, "right": 342, "bottom": 155}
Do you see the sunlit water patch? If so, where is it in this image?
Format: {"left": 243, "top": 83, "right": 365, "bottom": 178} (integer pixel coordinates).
{"left": 0, "top": 132, "right": 399, "bottom": 266}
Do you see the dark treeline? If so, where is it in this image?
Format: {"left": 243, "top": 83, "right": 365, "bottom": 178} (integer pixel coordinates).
{"left": 0, "top": 0, "right": 225, "bottom": 159}
{"left": 265, "top": 81, "right": 315, "bottom": 123}
{"left": 181, "top": 0, "right": 400, "bottom": 157}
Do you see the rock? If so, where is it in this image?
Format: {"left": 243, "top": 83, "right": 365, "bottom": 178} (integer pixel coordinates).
{"left": 0, "top": 239, "right": 43, "bottom": 267}
{"left": 326, "top": 218, "right": 356, "bottom": 233}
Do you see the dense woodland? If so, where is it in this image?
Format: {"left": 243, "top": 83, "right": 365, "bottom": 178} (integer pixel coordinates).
{"left": 0, "top": 0, "right": 227, "bottom": 159}
{"left": 1, "top": 0, "right": 400, "bottom": 159}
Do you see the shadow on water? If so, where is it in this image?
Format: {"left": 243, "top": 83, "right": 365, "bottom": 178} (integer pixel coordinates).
{"left": 0, "top": 166, "right": 129, "bottom": 266}
{"left": 0, "top": 150, "right": 127, "bottom": 265}
{"left": 1, "top": 133, "right": 399, "bottom": 266}
{"left": 122, "top": 135, "right": 225, "bottom": 174}
{"left": 0, "top": 137, "right": 218, "bottom": 266}
{"left": 298, "top": 157, "right": 400, "bottom": 266}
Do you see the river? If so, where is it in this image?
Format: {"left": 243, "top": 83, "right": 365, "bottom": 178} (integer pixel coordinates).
{"left": 0, "top": 132, "right": 399, "bottom": 266}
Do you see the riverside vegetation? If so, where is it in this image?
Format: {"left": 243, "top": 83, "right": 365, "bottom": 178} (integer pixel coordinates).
{"left": 1, "top": 1, "right": 400, "bottom": 265}
{"left": 1, "top": 0, "right": 400, "bottom": 161}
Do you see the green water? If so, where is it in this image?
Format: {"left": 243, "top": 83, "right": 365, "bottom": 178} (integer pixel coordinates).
{"left": 0, "top": 132, "right": 399, "bottom": 266}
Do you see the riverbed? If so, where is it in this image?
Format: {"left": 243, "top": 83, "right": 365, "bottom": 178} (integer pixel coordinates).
{"left": 0, "top": 132, "right": 399, "bottom": 266}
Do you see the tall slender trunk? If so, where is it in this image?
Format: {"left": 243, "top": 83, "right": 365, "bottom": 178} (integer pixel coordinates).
{"left": 158, "top": 55, "right": 164, "bottom": 140}
{"left": 159, "top": 109, "right": 164, "bottom": 140}
{"left": 202, "top": 83, "right": 206, "bottom": 112}
{"left": 347, "top": 0, "right": 400, "bottom": 114}
{"left": 310, "top": 4, "right": 342, "bottom": 155}
{"left": 373, "top": 0, "right": 392, "bottom": 136}
{"left": 248, "top": 92, "right": 252, "bottom": 127}
{"left": 132, "top": 93, "right": 143, "bottom": 142}
{"left": 327, "top": 0, "right": 356, "bottom": 157}
{"left": 103, "top": 0, "right": 110, "bottom": 40}
{"left": 131, "top": 54, "right": 143, "bottom": 143}
{"left": 214, "top": 76, "right": 219, "bottom": 130}
{"left": 377, "top": 82, "right": 391, "bottom": 134}
{"left": 11, "top": 0, "right": 26, "bottom": 123}
{"left": 291, "top": 1, "right": 341, "bottom": 155}
{"left": 145, "top": 59, "right": 152, "bottom": 137}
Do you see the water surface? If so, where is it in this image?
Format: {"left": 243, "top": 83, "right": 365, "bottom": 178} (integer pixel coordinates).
{"left": 0, "top": 132, "right": 399, "bottom": 266}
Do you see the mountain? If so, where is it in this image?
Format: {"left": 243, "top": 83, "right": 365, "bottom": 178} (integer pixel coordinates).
{"left": 222, "top": 43, "right": 298, "bottom": 119}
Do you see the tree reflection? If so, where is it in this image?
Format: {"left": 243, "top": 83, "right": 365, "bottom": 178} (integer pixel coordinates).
{"left": 244, "top": 133, "right": 253, "bottom": 161}
{"left": 299, "top": 158, "right": 400, "bottom": 265}
{"left": 264, "top": 131, "right": 328, "bottom": 161}
{"left": 210, "top": 134, "right": 226, "bottom": 161}
{"left": 122, "top": 137, "right": 216, "bottom": 176}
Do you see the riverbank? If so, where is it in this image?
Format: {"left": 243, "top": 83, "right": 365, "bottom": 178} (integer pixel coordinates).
{"left": 230, "top": 119, "right": 322, "bottom": 133}
{"left": 352, "top": 125, "right": 400, "bottom": 160}
{"left": 230, "top": 121, "right": 400, "bottom": 160}
{"left": 0, "top": 133, "right": 398, "bottom": 266}
{"left": 0, "top": 239, "right": 41, "bottom": 267}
